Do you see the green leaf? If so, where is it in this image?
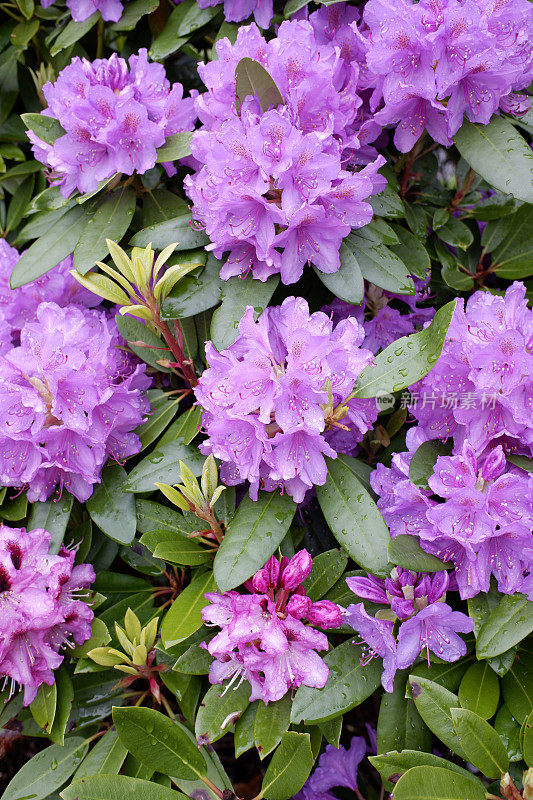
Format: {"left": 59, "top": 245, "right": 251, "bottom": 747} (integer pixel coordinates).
{"left": 138, "top": 393, "right": 180, "bottom": 450}
{"left": 73, "top": 188, "right": 136, "bottom": 274}
{"left": 261, "top": 732, "right": 314, "bottom": 800}
{"left": 410, "top": 660, "right": 471, "bottom": 693}
{"left": 437, "top": 217, "right": 473, "bottom": 250}
{"left": 303, "top": 549, "right": 348, "bottom": 601}
{"left": 113, "top": 706, "right": 207, "bottom": 780}
{"left": 28, "top": 492, "right": 73, "bottom": 554}
{"left": 391, "top": 765, "right": 486, "bottom": 800}
{"left": 408, "top": 440, "right": 452, "bottom": 490}
{"left": 156, "top": 132, "right": 193, "bottom": 163}
{"left": 348, "top": 234, "right": 415, "bottom": 294}
{"left": 377, "top": 672, "right": 431, "bottom": 757}
{"left": 492, "top": 204, "right": 533, "bottom": 279}
{"left": 136, "top": 499, "right": 198, "bottom": 537}
{"left": 351, "top": 301, "right": 455, "bottom": 398}
{"left": 390, "top": 225, "right": 430, "bottom": 279}
{"left": 254, "top": 694, "right": 292, "bottom": 759}
{"left": 174, "top": 641, "right": 213, "bottom": 675}
{"left": 71, "top": 617, "right": 111, "bottom": 659}
{"left": 62, "top": 775, "right": 186, "bottom": 800}
{"left": 15, "top": 0, "right": 34, "bottom": 19}
{"left": 454, "top": 116, "right": 533, "bottom": 203}
{"left": 159, "top": 405, "right": 203, "bottom": 447}
{"left": 523, "top": 709, "right": 533, "bottom": 767}
{"left": 494, "top": 705, "right": 523, "bottom": 762}
{"left": 149, "top": 0, "right": 220, "bottom": 60}
{"left": 129, "top": 213, "right": 209, "bottom": 251}
{"left": 507, "top": 454, "right": 533, "bottom": 472}
{"left": 86, "top": 464, "right": 136, "bottom": 545}
{"left": 161, "top": 570, "right": 216, "bottom": 647}
{"left": 313, "top": 242, "right": 364, "bottom": 304}
{"left": 49, "top": 667, "right": 74, "bottom": 746}
{"left": 214, "top": 491, "right": 296, "bottom": 592}
{"left": 161, "top": 254, "right": 223, "bottom": 319}
{"left": 450, "top": 707, "right": 509, "bottom": 778}
{"left": 10, "top": 205, "right": 88, "bottom": 287}
{"left": 476, "top": 593, "right": 533, "bottom": 658}
{"left": 291, "top": 639, "right": 382, "bottom": 724}
{"left": 10, "top": 17, "right": 39, "bottom": 44}
{"left": 5, "top": 173, "right": 35, "bottom": 235}
{"left": 1, "top": 737, "right": 89, "bottom": 800}
{"left": 152, "top": 537, "right": 213, "bottom": 566}
{"left": 407, "top": 676, "right": 466, "bottom": 759}
{"left": 387, "top": 535, "right": 446, "bottom": 573}
{"left": 502, "top": 658, "right": 533, "bottom": 724}
{"left": 124, "top": 440, "right": 205, "bottom": 492}
{"left": 195, "top": 680, "right": 250, "bottom": 745}
{"left": 370, "top": 750, "right": 478, "bottom": 785}
{"left": 115, "top": 316, "right": 170, "bottom": 372}
{"left": 30, "top": 682, "right": 57, "bottom": 734}
{"left": 234, "top": 702, "right": 258, "bottom": 758}
{"left": 110, "top": 0, "right": 159, "bottom": 30}
{"left": 235, "top": 57, "right": 284, "bottom": 114}
{"left": 73, "top": 729, "right": 127, "bottom": 779}
{"left": 210, "top": 273, "right": 279, "bottom": 351}
{"left": 316, "top": 457, "right": 390, "bottom": 577}
{"left": 21, "top": 112, "right": 65, "bottom": 146}
{"left": 458, "top": 661, "right": 500, "bottom": 720}
{"left": 50, "top": 13, "right": 99, "bottom": 55}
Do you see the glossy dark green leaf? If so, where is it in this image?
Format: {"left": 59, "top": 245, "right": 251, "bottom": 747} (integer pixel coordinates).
{"left": 161, "top": 254, "right": 223, "bottom": 319}
{"left": 195, "top": 680, "right": 250, "bottom": 745}
{"left": 351, "top": 301, "right": 455, "bottom": 398}
{"left": 234, "top": 702, "right": 258, "bottom": 758}
{"left": 454, "top": 116, "right": 533, "bottom": 203}
{"left": 214, "top": 491, "right": 296, "bottom": 592}
{"left": 450, "top": 707, "right": 509, "bottom": 778}
{"left": 523, "top": 709, "right": 533, "bottom": 767}
{"left": 507, "top": 454, "right": 533, "bottom": 472}
{"left": 254, "top": 694, "right": 292, "bottom": 759}
{"left": 392, "top": 765, "right": 486, "bottom": 800}
{"left": 5, "top": 173, "right": 34, "bottom": 234}
{"left": 73, "top": 727, "right": 126, "bottom": 780}
{"left": 10, "top": 18, "right": 39, "bottom": 44}
{"left": 261, "top": 732, "right": 313, "bottom": 800}
{"left": 303, "top": 549, "right": 348, "bottom": 601}
{"left": 73, "top": 188, "right": 136, "bottom": 274}
{"left": 161, "top": 570, "right": 216, "bottom": 647}
{"left": 149, "top": 0, "right": 220, "bottom": 60}
{"left": 476, "top": 594, "right": 533, "bottom": 658}
{"left": 110, "top": 0, "right": 159, "bottom": 30}
{"left": 49, "top": 667, "right": 74, "bottom": 746}
{"left": 30, "top": 681, "right": 57, "bottom": 734}
{"left": 458, "top": 661, "right": 500, "bottom": 720}
{"left": 2, "top": 737, "right": 89, "bottom": 800}
{"left": 136, "top": 499, "right": 198, "bottom": 537}
{"left": 390, "top": 225, "right": 430, "bottom": 279}
{"left": 387, "top": 535, "right": 446, "bottom": 573}
{"left": 174, "top": 641, "right": 213, "bottom": 674}
{"left": 313, "top": 242, "right": 364, "bottom": 304}
{"left": 124, "top": 440, "right": 205, "bottom": 492}
{"left": 316, "top": 457, "right": 390, "bottom": 577}
{"left": 10, "top": 204, "right": 89, "bottom": 287}
{"left": 408, "top": 440, "right": 452, "bottom": 490}
{"left": 62, "top": 775, "right": 186, "bottom": 800}
{"left": 235, "top": 57, "right": 284, "bottom": 113}
{"left": 348, "top": 234, "right": 415, "bottom": 294}
{"left": 152, "top": 537, "right": 213, "bottom": 566}
{"left": 494, "top": 705, "right": 523, "bottom": 762}
{"left": 115, "top": 316, "right": 171, "bottom": 372}
{"left": 86, "top": 464, "right": 136, "bottom": 545}
{"left": 113, "top": 706, "right": 206, "bottom": 779}
{"left": 156, "top": 132, "right": 193, "bottom": 163}
{"left": 291, "top": 639, "right": 382, "bottom": 724}
{"left": 377, "top": 671, "right": 431, "bottom": 757}
{"left": 370, "top": 749, "right": 476, "bottom": 785}
{"left": 407, "top": 677, "right": 466, "bottom": 759}
{"left": 50, "top": 13, "right": 99, "bottom": 55}
{"left": 129, "top": 213, "right": 209, "bottom": 251}
{"left": 138, "top": 392, "right": 181, "bottom": 450}
{"left": 502, "top": 658, "right": 533, "bottom": 724}
{"left": 28, "top": 492, "right": 73, "bottom": 554}
{"left": 211, "top": 273, "right": 279, "bottom": 351}
{"left": 159, "top": 405, "right": 203, "bottom": 447}
{"left": 492, "top": 204, "right": 533, "bottom": 279}
{"left": 437, "top": 217, "right": 473, "bottom": 250}
{"left": 410, "top": 660, "right": 471, "bottom": 693}
{"left": 21, "top": 112, "right": 65, "bottom": 146}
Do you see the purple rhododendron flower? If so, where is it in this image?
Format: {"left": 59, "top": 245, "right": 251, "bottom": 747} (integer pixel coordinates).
{"left": 29, "top": 50, "right": 197, "bottom": 197}
{"left": 372, "top": 438, "right": 533, "bottom": 600}
{"left": 40, "top": 0, "right": 123, "bottom": 21}
{"left": 409, "top": 282, "right": 533, "bottom": 457}
{"left": 201, "top": 551, "right": 342, "bottom": 704}
{"left": 294, "top": 733, "right": 371, "bottom": 800}
{"left": 0, "top": 524, "right": 94, "bottom": 705}
{"left": 185, "top": 20, "right": 386, "bottom": 284}
{"left": 195, "top": 296, "right": 378, "bottom": 502}
{"left": 357, "top": 0, "right": 533, "bottom": 151}
{"left": 0, "top": 239, "right": 99, "bottom": 345}
{"left": 0, "top": 302, "right": 151, "bottom": 502}
{"left": 344, "top": 566, "right": 474, "bottom": 691}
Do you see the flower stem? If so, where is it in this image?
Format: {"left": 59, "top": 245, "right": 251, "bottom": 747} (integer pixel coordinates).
{"left": 96, "top": 17, "right": 104, "bottom": 59}
{"left": 201, "top": 776, "right": 226, "bottom": 799}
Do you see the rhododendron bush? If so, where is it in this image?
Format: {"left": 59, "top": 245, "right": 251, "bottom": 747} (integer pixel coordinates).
{"left": 0, "top": 0, "right": 532, "bottom": 798}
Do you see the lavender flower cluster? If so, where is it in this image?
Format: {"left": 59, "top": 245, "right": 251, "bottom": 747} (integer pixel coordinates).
{"left": 358, "top": 0, "right": 533, "bottom": 152}
{"left": 0, "top": 525, "right": 94, "bottom": 705}
{"left": 30, "top": 50, "right": 197, "bottom": 197}
{"left": 185, "top": 16, "right": 386, "bottom": 284}
{"left": 372, "top": 282, "right": 533, "bottom": 602}
{"left": 195, "top": 296, "right": 379, "bottom": 502}
{"left": 202, "top": 550, "right": 342, "bottom": 704}
{"left": 40, "top": 0, "right": 124, "bottom": 21}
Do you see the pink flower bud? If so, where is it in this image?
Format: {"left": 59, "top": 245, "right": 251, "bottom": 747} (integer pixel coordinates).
{"left": 281, "top": 550, "right": 312, "bottom": 590}
{"left": 307, "top": 600, "right": 342, "bottom": 628}
{"left": 481, "top": 445, "right": 506, "bottom": 481}
{"left": 286, "top": 594, "right": 312, "bottom": 619}
{"left": 252, "top": 555, "right": 280, "bottom": 593}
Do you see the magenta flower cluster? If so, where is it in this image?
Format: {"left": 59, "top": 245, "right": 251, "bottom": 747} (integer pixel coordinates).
{"left": 185, "top": 18, "right": 386, "bottom": 284}
{"left": 29, "top": 50, "right": 197, "bottom": 197}
{"left": 358, "top": 0, "right": 533, "bottom": 151}
{"left": 0, "top": 240, "right": 98, "bottom": 351}
{"left": 409, "top": 282, "right": 533, "bottom": 457}
{"left": 201, "top": 550, "right": 342, "bottom": 704}
{"left": 295, "top": 733, "right": 374, "bottom": 800}
{"left": 373, "top": 435, "right": 533, "bottom": 600}
{"left": 195, "top": 296, "right": 378, "bottom": 502}
{"left": 40, "top": 0, "right": 124, "bottom": 22}
{"left": 0, "top": 524, "right": 94, "bottom": 705}
{"left": 0, "top": 302, "right": 150, "bottom": 503}
{"left": 344, "top": 567, "right": 473, "bottom": 692}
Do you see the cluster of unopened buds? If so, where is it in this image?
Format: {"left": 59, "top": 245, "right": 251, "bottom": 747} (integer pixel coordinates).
{"left": 88, "top": 609, "right": 165, "bottom": 703}
{"left": 72, "top": 240, "right": 200, "bottom": 388}
{"left": 156, "top": 455, "right": 227, "bottom": 546}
